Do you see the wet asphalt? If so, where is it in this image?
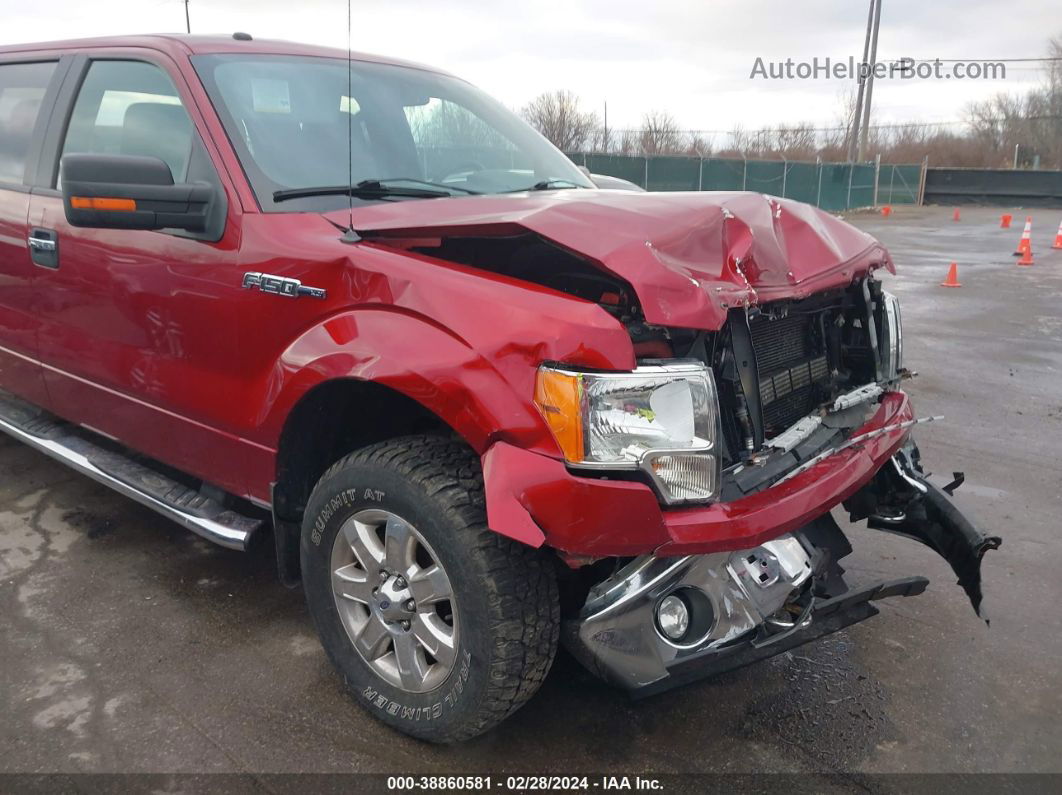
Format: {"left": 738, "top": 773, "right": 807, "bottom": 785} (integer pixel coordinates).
{"left": 1, "top": 204, "right": 1060, "bottom": 782}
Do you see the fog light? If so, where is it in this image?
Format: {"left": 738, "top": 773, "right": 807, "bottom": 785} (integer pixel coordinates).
{"left": 656, "top": 594, "right": 690, "bottom": 641}
{"left": 646, "top": 451, "right": 717, "bottom": 503}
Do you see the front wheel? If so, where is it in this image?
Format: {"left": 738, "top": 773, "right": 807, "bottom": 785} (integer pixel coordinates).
{"left": 300, "top": 435, "right": 559, "bottom": 742}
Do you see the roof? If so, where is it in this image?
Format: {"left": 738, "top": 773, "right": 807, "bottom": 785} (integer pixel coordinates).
{"left": 0, "top": 33, "right": 445, "bottom": 74}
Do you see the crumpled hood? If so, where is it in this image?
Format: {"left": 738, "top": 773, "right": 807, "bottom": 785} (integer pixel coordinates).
{"left": 324, "top": 190, "right": 892, "bottom": 330}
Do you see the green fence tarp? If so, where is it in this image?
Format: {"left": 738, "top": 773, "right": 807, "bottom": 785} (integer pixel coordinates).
{"left": 568, "top": 152, "right": 924, "bottom": 211}
{"left": 848, "top": 164, "right": 877, "bottom": 209}
{"left": 583, "top": 153, "right": 647, "bottom": 188}
{"left": 700, "top": 158, "right": 746, "bottom": 191}
{"left": 781, "top": 161, "right": 818, "bottom": 205}
{"left": 646, "top": 155, "right": 700, "bottom": 191}
{"left": 877, "top": 164, "right": 921, "bottom": 205}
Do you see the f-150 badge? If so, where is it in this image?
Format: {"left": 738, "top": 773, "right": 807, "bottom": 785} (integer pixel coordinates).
{"left": 242, "top": 272, "right": 326, "bottom": 299}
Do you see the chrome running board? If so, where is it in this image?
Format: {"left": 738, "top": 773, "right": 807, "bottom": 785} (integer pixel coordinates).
{"left": 0, "top": 394, "right": 260, "bottom": 551}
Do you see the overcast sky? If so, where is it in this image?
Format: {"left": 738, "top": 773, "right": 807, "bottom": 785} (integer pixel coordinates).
{"left": 1, "top": 0, "right": 1056, "bottom": 143}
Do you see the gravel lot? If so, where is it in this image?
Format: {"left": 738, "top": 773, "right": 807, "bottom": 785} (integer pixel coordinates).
{"left": 2, "top": 204, "right": 1060, "bottom": 783}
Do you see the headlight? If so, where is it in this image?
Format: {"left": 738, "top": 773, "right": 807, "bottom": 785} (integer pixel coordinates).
{"left": 533, "top": 361, "right": 720, "bottom": 504}
{"left": 881, "top": 291, "right": 903, "bottom": 380}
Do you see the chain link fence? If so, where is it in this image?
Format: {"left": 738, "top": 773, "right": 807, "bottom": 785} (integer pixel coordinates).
{"left": 567, "top": 152, "right": 924, "bottom": 211}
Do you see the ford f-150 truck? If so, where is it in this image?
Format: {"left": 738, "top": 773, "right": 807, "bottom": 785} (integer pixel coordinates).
{"left": 0, "top": 34, "right": 999, "bottom": 742}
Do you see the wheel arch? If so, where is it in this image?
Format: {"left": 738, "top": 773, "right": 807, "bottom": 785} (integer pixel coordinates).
{"left": 273, "top": 377, "right": 457, "bottom": 522}
{"left": 264, "top": 308, "right": 555, "bottom": 584}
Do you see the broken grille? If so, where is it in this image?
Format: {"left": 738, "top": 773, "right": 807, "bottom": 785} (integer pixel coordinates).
{"left": 749, "top": 313, "right": 830, "bottom": 436}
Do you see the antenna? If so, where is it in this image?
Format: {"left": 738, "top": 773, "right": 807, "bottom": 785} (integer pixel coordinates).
{"left": 184, "top": 0, "right": 191, "bottom": 34}
{"left": 342, "top": 0, "right": 357, "bottom": 240}
{"left": 340, "top": 0, "right": 359, "bottom": 243}
{"left": 347, "top": 0, "right": 353, "bottom": 228}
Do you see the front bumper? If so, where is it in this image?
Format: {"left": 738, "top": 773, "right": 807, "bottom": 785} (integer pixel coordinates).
{"left": 484, "top": 390, "right": 917, "bottom": 558}
{"left": 562, "top": 447, "right": 1000, "bottom": 694}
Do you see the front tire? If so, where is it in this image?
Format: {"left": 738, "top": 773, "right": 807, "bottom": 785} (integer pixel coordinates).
{"left": 300, "top": 435, "right": 559, "bottom": 742}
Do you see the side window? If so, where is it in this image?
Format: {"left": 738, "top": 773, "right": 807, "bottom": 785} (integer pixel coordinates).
{"left": 60, "top": 60, "right": 193, "bottom": 184}
{"left": 0, "top": 60, "right": 57, "bottom": 185}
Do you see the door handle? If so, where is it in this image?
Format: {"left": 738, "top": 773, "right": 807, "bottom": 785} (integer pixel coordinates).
{"left": 28, "top": 228, "right": 59, "bottom": 269}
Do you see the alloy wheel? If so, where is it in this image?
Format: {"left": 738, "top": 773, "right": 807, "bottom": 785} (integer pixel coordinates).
{"left": 329, "top": 509, "right": 458, "bottom": 693}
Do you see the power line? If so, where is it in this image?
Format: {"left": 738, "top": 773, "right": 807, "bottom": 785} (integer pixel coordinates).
{"left": 900, "top": 57, "right": 1062, "bottom": 63}
{"left": 606, "top": 114, "right": 1062, "bottom": 137}
{"left": 609, "top": 120, "right": 967, "bottom": 136}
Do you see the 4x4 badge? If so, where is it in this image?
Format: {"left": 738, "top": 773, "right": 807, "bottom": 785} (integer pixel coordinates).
{"left": 242, "top": 272, "right": 326, "bottom": 299}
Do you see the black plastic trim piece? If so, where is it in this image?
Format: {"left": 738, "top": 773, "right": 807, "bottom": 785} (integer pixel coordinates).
{"left": 846, "top": 444, "right": 1001, "bottom": 621}
{"left": 728, "top": 309, "right": 765, "bottom": 450}
{"left": 20, "top": 56, "right": 72, "bottom": 188}
{"left": 34, "top": 53, "right": 88, "bottom": 190}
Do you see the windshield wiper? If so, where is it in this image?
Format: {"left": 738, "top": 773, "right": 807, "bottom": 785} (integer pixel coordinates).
{"left": 273, "top": 178, "right": 479, "bottom": 203}
{"left": 503, "top": 178, "right": 585, "bottom": 194}
{"left": 364, "top": 177, "right": 481, "bottom": 195}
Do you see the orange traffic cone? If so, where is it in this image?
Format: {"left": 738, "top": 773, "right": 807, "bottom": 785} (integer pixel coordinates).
{"left": 953, "top": 208, "right": 961, "bottom": 222}
{"left": 1018, "top": 245, "right": 1035, "bottom": 267}
{"left": 1014, "top": 216, "right": 1032, "bottom": 256}
{"left": 882, "top": 205, "right": 892, "bottom": 217}
{"left": 940, "top": 262, "right": 962, "bottom": 287}
{"left": 1053, "top": 219, "right": 1062, "bottom": 249}
{"left": 1000, "top": 213, "right": 1012, "bottom": 229}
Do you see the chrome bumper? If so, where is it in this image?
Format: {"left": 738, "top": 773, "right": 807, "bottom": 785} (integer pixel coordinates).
{"left": 562, "top": 533, "right": 818, "bottom": 691}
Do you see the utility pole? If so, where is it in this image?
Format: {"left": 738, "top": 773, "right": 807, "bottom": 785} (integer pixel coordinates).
{"left": 184, "top": 0, "right": 191, "bottom": 34}
{"left": 603, "top": 100, "right": 608, "bottom": 153}
{"left": 857, "top": 0, "right": 882, "bottom": 162}
{"left": 846, "top": 0, "right": 876, "bottom": 162}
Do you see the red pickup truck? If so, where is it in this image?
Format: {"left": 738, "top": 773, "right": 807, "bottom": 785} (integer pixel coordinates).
{"left": 0, "top": 34, "right": 998, "bottom": 742}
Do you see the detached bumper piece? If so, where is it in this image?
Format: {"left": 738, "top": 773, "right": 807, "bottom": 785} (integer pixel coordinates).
{"left": 844, "top": 443, "right": 1002, "bottom": 620}
{"left": 563, "top": 444, "right": 1000, "bottom": 695}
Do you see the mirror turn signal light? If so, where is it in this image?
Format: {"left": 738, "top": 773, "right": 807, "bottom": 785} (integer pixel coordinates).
{"left": 70, "top": 196, "right": 137, "bottom": 212}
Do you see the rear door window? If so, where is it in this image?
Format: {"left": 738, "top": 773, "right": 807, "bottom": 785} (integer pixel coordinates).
{"left": 0, "top": 61, "right": 57, "bottom": 185}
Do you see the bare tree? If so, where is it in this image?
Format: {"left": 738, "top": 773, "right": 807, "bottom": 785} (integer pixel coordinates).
{"left": 639, "top": 111, "right": 683, "bottom": 155}
{"left": 685, "top": 133, "right": 712, "bottom": 158}
{"left": 408, "top": 101, "right": 507, "bottom": 149}
{"left": 616, "top": 128, "right": 639, "bottom": 155}
{"left": 722, "top": 123, "right": 818, "bottom": 161}
{"left": 587, "top": 124, "right": 614, "bottom": 154}
{"left": 521, "top": 90, "right": 598, "bottom": 152}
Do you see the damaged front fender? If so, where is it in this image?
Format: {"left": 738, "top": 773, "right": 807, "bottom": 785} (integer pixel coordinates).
{"left": 844, "top": 444, "right": 1002, "bottom": 621}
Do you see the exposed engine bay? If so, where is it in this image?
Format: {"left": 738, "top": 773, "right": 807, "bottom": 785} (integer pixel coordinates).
{"left": 374, "top": 229, "right": 906, "bottom": 500}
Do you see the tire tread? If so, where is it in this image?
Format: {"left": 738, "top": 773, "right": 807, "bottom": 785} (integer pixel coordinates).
{"left": 308, "top": 435, "right": 559, "bottom": 742}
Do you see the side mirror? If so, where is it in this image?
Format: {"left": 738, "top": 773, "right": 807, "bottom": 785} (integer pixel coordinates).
{"left": 61, "top": 153, "right": 219, "bottom": 234}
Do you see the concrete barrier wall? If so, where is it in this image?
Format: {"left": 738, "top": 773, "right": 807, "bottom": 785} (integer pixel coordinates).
{"left": 924, "top": 168, "right": 1062, "bottom": 207}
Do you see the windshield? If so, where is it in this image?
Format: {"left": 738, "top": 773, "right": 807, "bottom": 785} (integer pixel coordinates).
{"left": 192, "top": 54, "right": 594, "bottom": 211}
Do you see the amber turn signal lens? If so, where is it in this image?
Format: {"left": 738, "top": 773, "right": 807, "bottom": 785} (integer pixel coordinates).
{"left": 533, "top": 369, "right": 584, "bottom": 462}
{"left": 70, "top": 196, "right": 137, "bottom": 212}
